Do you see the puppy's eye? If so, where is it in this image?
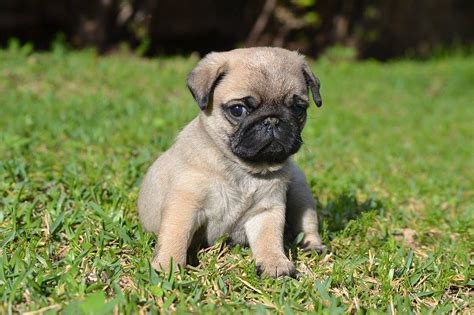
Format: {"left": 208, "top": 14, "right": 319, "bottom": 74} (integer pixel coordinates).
{"left": 228, "top": 105, "right": 248, "bottom": 118}
{"left": 291, "top": 104, "right": 307, "bottom": 116}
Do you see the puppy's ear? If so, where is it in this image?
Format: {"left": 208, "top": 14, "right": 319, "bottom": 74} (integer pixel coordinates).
{"left": 187, "top": 53, "right": 227, "bottom": 110}
{"left": 301, "top": 61, "right": 322, "bottom": 107}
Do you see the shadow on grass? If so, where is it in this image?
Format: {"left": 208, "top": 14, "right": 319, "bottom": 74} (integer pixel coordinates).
{"left": 316, "top": 191, "right": 385, "bottom": 234}
{"left": 285, "top": 190, "right": 386, "bottom": 261}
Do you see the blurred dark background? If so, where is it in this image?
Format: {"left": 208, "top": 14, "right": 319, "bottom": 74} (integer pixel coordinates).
{"left": 1, "top": 0, "right": 473, "bottom": 59}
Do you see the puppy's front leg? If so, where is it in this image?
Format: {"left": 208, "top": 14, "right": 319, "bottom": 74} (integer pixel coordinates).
{"left": 152, "top": 193, "right": 199, "bottom": 272}
{"left": 245, "top": 206, "right": 296, "bottom": 277}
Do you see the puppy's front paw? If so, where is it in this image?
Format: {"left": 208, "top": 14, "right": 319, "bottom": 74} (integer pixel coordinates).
{"left": 151, "top": 254, "right": 184, "bottom": 273}
{"left": 300, "top": 233, "right": 326, "bottom": 254}
{"left": 256, "top": 256, "right": 296, "bottom": 278}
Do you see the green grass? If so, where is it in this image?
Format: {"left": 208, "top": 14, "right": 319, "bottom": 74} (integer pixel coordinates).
{"left": 0, "top": 45, "right": 473, "bottom": 314}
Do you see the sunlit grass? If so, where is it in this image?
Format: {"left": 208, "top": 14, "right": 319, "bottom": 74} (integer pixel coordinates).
{"left": 0, "top": 47, "right": 473, "bottom": 313}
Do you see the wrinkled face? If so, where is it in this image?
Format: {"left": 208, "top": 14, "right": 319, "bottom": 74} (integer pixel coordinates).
{"left": 221, "top": 93, "right": 308, "bottom": 164}
{"left": 187, "top": 48, "right": 322, "bottom": 166}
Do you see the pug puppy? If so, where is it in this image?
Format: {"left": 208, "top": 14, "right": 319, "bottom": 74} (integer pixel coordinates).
{"left": 138, "top": 47, "right": 325, "bottom": 277}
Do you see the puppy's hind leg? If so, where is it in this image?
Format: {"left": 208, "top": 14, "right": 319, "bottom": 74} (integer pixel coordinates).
{"left": 286, "top": 165, "right": 326, "bottom": 253}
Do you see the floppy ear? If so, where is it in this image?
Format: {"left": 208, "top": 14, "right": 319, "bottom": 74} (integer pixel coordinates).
{"left": 186, "top": 53, "right": 227, "bottom": 110}
{"left": 302, "top": 62, "right": 322, "bottom": 107}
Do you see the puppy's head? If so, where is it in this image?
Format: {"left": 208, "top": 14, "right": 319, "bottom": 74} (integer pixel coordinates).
{"left": 187, "top": 47, "right": 322, "bottom": 167}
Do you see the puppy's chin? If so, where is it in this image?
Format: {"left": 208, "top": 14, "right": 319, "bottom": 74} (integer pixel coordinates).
{"left": 231, "top": 138, "right": 301, "bottom": 164}
{"left": 230, "top": 120, "right": 302, "bottom": 165}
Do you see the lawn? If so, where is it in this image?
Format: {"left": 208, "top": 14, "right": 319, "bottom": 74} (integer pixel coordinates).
{"left": 0, "top": 45, "right": 473, "bottom": 314}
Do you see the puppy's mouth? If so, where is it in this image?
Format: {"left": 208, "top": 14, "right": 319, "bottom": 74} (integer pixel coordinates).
{"left": 230, "top": 117, "right": 302, "bottom": 164}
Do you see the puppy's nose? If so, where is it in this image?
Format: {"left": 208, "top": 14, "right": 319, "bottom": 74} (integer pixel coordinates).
{"left": 263, "top": 117, "right": 280, "bottom": 127}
